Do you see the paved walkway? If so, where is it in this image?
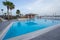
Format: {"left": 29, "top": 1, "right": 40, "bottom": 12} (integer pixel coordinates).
{"left": 31, "top": 27, "right": 60, "bottom": 40}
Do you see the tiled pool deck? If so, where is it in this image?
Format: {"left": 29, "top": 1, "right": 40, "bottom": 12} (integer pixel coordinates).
{"left": 0, "top": 19, "right": 60, "bottom": 40}
{"left": 31, "top": 27, "right": 60, "bottom": 40}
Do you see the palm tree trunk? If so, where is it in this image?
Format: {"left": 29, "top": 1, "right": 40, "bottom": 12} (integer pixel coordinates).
{"left": 6, "top": 0, "right": 10, "bottom": 20}
{"left": 7, "top": 6, "right": 9, "bottom": 20}
{"left": 10, "top": 10, "right": 12, "bottom": 19}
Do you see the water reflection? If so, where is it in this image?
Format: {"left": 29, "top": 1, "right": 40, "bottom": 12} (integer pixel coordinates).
{"left": 44, "top": 19, "right": 47, "bottom": 22}
{"left": 52, "top": 20, "right": 55, "bottom": 23}
{"left": 27, "top": 18, "right": 35, "bottom": 22}
{"left": 26, "top": 21, "right": 37, "bottom": 26}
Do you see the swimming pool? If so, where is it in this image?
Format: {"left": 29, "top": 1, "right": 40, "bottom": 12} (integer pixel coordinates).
{"left": 3, "top": 19, "right": 60, "bottom": 40}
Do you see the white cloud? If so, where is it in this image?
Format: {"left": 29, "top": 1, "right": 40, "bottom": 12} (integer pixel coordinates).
{"left": 24, "top": 0, "right": 60, "bottom": 15}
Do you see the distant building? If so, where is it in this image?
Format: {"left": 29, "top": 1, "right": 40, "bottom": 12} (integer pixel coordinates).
{"left": 25, "top": 13, "right": 37, "bottom": 18}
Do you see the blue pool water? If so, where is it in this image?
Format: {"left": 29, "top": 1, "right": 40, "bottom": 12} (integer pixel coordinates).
{"left": 3, "top": 19, "right": 60, "bottom": 40}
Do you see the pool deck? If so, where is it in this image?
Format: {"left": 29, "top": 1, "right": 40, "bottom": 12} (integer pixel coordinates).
{"left": 31, "top": 26, "right": 60, "bottom": 40}
{"left": 0, "top": 19, "right": 60, "bottom": 40}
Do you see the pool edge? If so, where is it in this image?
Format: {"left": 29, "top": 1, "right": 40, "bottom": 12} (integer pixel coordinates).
{"left": 8, "top": 24, "right": 60, "bottom": 40}
{"left": 0, "top": 22, "right": 14, "bottom": 40}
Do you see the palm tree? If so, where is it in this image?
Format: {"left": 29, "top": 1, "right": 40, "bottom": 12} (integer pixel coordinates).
{"left": 10, "top": 4, "right": 15, "bottom": 19}
{"left": 16, "top": 10, "right": 20, "bottom": 17}
{"left": 4, "top": 13, "right": 6, "bottom": 16}
{"left": 3, "top": 1, "right": 15, "bottom": 20}
{"left": 10, "top": 4, "right": 15, "bottom": 14}
{"left": 1, "top": 9, "right": 3, "bottom": 14}
{"left": 1, "top": 9, "right": 4, "bottom": 18}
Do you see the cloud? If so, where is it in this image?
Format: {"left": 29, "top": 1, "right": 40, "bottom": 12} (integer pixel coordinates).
{"left": 24, "top": 0, "right": 60, "bottom": 15}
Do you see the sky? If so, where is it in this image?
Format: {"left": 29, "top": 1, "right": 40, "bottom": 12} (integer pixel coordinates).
{"left": 0, "top": 0, "right": 60, "bottom": 16}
